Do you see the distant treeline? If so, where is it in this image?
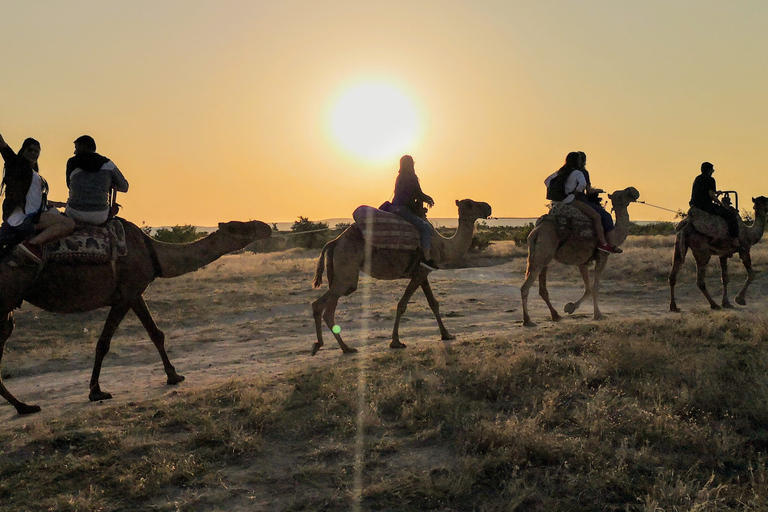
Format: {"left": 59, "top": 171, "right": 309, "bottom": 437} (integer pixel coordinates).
{"left": 144, "top": 219, "right": 678, "bottom": 252}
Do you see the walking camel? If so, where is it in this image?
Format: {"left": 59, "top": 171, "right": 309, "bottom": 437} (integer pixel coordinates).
{"left": 311, "top": 198, "right": 492, "bottom": 355}
{"left": 521, "top": 187, "right": 640, "bottom": 326}
{"left": 0, "top": 218, "right": 272, "bottom": 414}
{"left": 669, "top": 196, "right": 768, "bottom": 311}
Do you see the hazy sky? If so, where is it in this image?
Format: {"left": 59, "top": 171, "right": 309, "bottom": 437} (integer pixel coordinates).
{"left": 2, "top": 0, "right": 767, "bottom": 226}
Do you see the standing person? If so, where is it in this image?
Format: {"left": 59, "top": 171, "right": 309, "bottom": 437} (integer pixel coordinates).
{"left": 390, "top": 155, "right": 438, "bottom": 270}
{"left": 65, "top": 135, "right": 129, "bottom": 225}
{"left": 544, "top": 151, "right": 621, "bottom": 253}
{"left": 0, "top": 131, "right": 75, "bottom": 262}
{"left": 690, "top": 161, "right": 740, "bottom": 246}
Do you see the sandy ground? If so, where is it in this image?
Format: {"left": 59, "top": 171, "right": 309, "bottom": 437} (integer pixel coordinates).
{"left": 1, "top": 250, "right": 765, "bottom": 426}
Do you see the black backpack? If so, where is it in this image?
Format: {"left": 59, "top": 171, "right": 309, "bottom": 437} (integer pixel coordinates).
{"left": 546, "top": 169, "right": 574, "bottom": 201}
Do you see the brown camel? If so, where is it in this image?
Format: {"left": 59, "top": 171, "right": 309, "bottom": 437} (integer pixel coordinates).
{"left": 0, "top": 218, "right": 272, "bottom": 414}
{"left": 521, "top": 187, "right": 640, "bottom": 327}
{"left": 311, "top": 199, "right": 492, "bottom": 355}
{"left": 669, "top": 196, "right": 768, "bottom": 311}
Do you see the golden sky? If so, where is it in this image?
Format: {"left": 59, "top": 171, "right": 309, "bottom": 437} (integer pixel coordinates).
{"left": 2, "top": 0, "right": 767, "bottom": 226}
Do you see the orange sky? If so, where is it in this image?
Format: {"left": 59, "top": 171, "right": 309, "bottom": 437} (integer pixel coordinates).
{"left": 2, "top": 1, "right": 767, "bottom": 226}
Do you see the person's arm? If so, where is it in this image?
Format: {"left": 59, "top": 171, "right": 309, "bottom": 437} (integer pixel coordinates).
{"left": 109, "top": 165, "right": 129, "bottom": 193}
{"left": 0, "top": 132, "right": 17, "bottom": 163}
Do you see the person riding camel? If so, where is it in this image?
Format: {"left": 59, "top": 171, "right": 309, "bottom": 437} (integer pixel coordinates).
{"left": 545, "top": 151, "right": 622, "bottom": 254}
{"left": 389, "top": 155, "right": 438, "bottom": 271}
{"left": 689, "top": 161, "right": 740, "bottom": 248}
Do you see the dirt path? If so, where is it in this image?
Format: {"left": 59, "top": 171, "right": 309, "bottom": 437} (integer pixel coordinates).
{"left": 1, "top": 256, "right": 764, "bottom": 426}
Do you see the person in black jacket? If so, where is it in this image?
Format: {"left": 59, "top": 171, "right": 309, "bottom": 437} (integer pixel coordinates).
{"left": 690, "top": 161, "right": 740, "bottom": 246}
{"left": 0, "top": 131, "right": 74, "bottom": 262}
{"left": 390, "top": 155, "right": 438, "bottom": 270}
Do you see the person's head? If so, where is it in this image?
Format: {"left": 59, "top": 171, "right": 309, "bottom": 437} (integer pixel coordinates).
{"left": 701, "top": 161, "right": 714, "bottom": 176}
{"left": 19, "top": 138, "right": 41, "bottom": 166}
{"left": 399, "top": 154, "right": 415, "bottom": 173}
{"left": 562, "top": 151, "right": 580, "bottom": 171}
{"left": 74, "top": 135, "right": 97, "bottom": 155}
{"left": 578, "top": 151, "right": 587, "bottom": 169}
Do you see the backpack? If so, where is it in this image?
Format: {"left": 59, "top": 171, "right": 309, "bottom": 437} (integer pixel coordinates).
{"left": 546, "top": 169, "right": 574, "bottom": 201}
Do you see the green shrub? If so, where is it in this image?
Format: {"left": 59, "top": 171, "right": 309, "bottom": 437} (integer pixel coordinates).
{"left": 152, "top": 225, "right": 207, "bottom": 243}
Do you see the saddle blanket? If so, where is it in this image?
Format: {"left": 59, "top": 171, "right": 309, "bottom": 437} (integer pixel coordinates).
{"left": 44, "top": 219, "right": 128, "bottom": 264}
{"left": 539, "top": 201, "right": 595, "bottom": 238}
{"left": 683, "top": 206, "right": 739, "bottom": 239}
{"left": 352, "top": 205, "right": 420, "bottom": 250}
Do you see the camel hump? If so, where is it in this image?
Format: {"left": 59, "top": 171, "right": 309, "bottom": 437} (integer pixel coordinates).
{"left": 352, "top": 205, "right": 421, "bottom": 250}
{"left": 687, "top": 206, "right": 735, "bottom": 239}
{"left": 543, "top": 202, "right": 595, "bottom": 239}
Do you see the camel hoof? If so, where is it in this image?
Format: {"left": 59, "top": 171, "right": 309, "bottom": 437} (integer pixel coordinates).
{"left": 311, "top": 343, "right": 322, "bottom": 356}
{"left": 710, "top": 304, "right": 722, "bottom": 310}
{"left": 670, "top": 305, "right": 681, "bottom": 313}
{"left": 735, "top": 296, "right": 746, "bottom": 306}
{"left": 167, "top": 374, "right": 185, "bottom": 385}
{"left": 563, "top": 303, "right": 576, "bottom": 315}
{"left": 523, "top": 321, "right": 537, "bottom": 328}
{"left": 722, "top": 302, "right": 734, "bottom": 309}
{"left": 16, "top": 403, "right": 41, "bottom": 415}
{"left": 551, "top": 313, "right": 561, "bottom": 322}
{"left": 594, "top": 313, "right": 605, "bottom": 321}
{"left": 390, "top": 340, "right": 407, "bottom": 349}
{"left": 89, "top": 390, "right": 113, "bottom": 402}
{"left": 442, "top": 333, "right": 456, "bottom": 341}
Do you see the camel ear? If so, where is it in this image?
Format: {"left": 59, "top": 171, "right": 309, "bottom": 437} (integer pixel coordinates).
{"left": 455, "top": 199, "right": 460, "bottom": 206}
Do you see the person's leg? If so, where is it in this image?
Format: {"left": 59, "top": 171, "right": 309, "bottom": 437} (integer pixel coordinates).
{"left": 29, "top": 210, "right": 76, "bottom": 245}
{"left": 571, "top": 200, "right": 608, "bottom": 246}
{"left": 394, "top": 208, "right": 433, "bottom": 260}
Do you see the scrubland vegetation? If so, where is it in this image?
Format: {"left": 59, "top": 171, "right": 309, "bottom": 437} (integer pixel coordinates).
{"left": 1, "top": 231, "right": 767, "bottom": 511}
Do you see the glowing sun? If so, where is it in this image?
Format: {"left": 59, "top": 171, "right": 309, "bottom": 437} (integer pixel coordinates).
{"left": 329, "top": 83, "right": 421, "bottom": 162}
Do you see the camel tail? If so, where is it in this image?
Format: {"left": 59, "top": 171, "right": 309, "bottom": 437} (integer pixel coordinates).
{"left": 312, "top": 240, "right": 336, "bottom": 289}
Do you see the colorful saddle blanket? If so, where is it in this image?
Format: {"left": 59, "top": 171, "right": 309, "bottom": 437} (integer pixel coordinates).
{"left": 681, "top": 206, "right": 740, "bottom": 239}
{"left": 44, "top": 219, "right": 128, "bottom": 264}
{"left": 538, "top": 202, "right": 595, "bottom": 238}
{"left": 352, "top": 205, "right": 420, "bottom": 250}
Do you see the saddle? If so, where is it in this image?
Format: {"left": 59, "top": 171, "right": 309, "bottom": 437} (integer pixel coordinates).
{"left": 677, "top": 206, "right": 740, "bottom": 240}
{"left": 538, "top": 202, "right": 595, "bottom": 239}
{"left": 352, "top": 205, "right": 421, "bottom": 250}
{"left": 44, "top": 219, "right": 128, "bottom": 264}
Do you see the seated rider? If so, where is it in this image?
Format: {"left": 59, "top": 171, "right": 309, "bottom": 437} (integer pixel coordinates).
{"left": 544, "top": 151, "right": 622, "bottom": 254}
{"left": 65, "top": 135, "right": 129, "bottom": 225}
{"left": 390, "top": 155, "right": 438, "bottom": 270}
{"left": 690, "top": 161, "right": 740, "bottom": 247}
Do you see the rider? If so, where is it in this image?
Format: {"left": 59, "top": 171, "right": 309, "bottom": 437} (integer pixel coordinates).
{"left": 390, "top": 155, "right": 438, "bottom": 270}
{"left": 690, "top": 161, "right": 739, "bottom": 247}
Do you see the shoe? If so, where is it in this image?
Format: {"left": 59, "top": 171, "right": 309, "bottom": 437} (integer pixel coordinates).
{"left": 15, "top": 240, "right": 42, "bottom": 264}
{"left": 420, "top": 260, "right": 439, "bottom": 271}
{"left": 597, "top": 244, "right": 623, "bottom": 254}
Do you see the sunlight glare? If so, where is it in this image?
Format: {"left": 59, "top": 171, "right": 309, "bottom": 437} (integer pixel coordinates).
{"left": 330, "top": 83, "right": 420, "bottom": 163}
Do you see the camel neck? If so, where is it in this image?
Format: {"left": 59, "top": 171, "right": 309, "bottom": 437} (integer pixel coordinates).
{"left": 152, "top": 231, "right": 247, "bottom": 278}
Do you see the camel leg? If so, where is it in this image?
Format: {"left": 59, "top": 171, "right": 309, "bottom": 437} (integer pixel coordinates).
{"left": 392, "top": 274, "right": 428, "bottom": 348}
{"left": 735, "top": 251, "right": 755, "bottom": 306}
{"left": 311, "top": 291, "right": 356, "bottom": 355}
{"left": 130, "top": 296, "right": 185, "bottom": 385}
{"left": 564, "top": 265, "right": 592, "bottom": 315}
{"left": 538, "top": 267, "right": 561, "bottom": 321}
{"left": 521, "top": 265, "right": 542, "bottom": 327}
{"left": 719, "top": 255, "right": 733, "bottom": 309}
{"left": 89, "top": 303, "right": 131, "bottom": 402}
{"left": 0, "top": 313, "right": 40, "bottom": 415}
{"left": 669, "top": 238, "right": 687, "bottom": 312}
{"left": 421, "top": 278, "right": 455, "bottom": 341}
{"left": 591, "top": 254, "right": 609, "bottom": 320}
{"left": 693, "top": 251, "right": 719, "bottom": 310}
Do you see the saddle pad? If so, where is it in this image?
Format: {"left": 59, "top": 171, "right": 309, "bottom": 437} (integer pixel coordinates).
{"left": 45, "top": 219, "right": 128, "bottom": 264}
{"left": 687, "top": 206, "right": 736, "bottom": 239}
{"left": 352, "top": 205, "right": 420, "bottom": 250}
{"left": 540, "top": 202, "right": 595, "bottom": 238}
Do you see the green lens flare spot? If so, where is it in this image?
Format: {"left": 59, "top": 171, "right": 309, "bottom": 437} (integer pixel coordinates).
{"left": 332, "top": 325, "right": 341, "bottom": 334}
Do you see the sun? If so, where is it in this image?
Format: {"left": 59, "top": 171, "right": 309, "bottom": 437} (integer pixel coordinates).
{"left": 329, "top": 82, "right": 421, "bottom": 163}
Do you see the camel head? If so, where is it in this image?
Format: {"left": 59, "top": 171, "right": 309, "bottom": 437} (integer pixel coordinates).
{"left": 216, "top": 220, "right": 273, "bottom": 241}
{"left": 455, "top": 199, "right": 492, "bottom": 221}
{"left": 607, "top": 187, "right": 640, "bottom": 209}
{"left": 752, "top": 196, "right": 768, "bottom": 215}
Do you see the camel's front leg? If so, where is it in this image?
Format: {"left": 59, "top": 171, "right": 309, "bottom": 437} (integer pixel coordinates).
{"left": 421, "top": 278, "right": 455, "bottom": 341}
{"left": 591, "top": 254, "right": 609, "bottom": 320}
{"left": 735, "top": 250, "right": 755, "bottom": 306}
{"left": 89, "top": 303, "right": 131, "bottom": 402}
{"left": 719, "top": 255, "right": 733, "bottom": 308}
{"left": 131, "top": 296, "right": 185, "bottom": 385}
{"left": 693, "top": 252, "right": 719, "bottom": 309}
{"left": 538, "top": 267, "right": 561, "bottom": 321}
{"left": 564, "top": 264, "right": 592, "bottom": 315}
{"left": 669, "top": 238, "right": 686, "bottom": 312}
{"left": 521, "top": 266, "right": 542, "bottom": 327}
{"left": 392, "top": 274, "right": 428, "bottom": 348}
{"left": 311, "top": 291, "right": 356, "bottom": 355}
{"left": 0, "top": 312, "right": 40, "bottom": 415}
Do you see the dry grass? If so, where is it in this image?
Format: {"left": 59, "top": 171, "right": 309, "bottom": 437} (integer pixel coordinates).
{"left": 2, "top": 237, "right": 768, "bottom": 510}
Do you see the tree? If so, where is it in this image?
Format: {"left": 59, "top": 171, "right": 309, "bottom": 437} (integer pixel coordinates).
{"left": 152, "top": 225, "right": 207, "bottom": 243}
{"left": 291, "top": 216, "right": 330, "bottom": 249}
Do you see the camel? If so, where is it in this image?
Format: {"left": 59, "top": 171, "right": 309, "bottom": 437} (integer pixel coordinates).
{"left": 521, "top": 187, "right": 640, "bottom": 327}
{"left": 311, "top": 199, "right": 492, "bottom": 355}
{"left": 0, "top": 218, "right": 272, "bottom": 414}
{"left": 669, "top": 196, "right": 768, "bottom": 312}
